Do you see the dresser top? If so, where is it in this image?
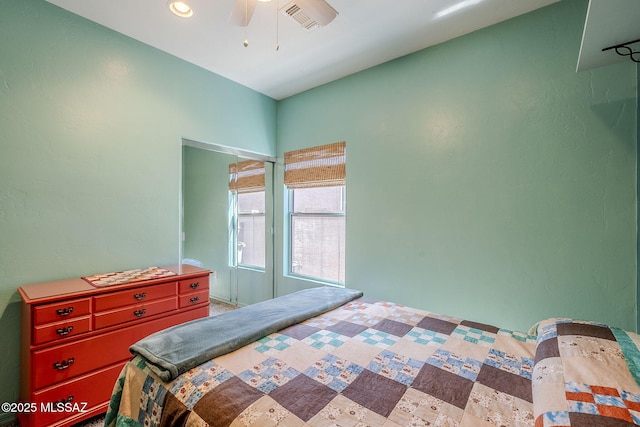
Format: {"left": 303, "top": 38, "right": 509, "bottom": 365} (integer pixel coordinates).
{"left": 18, "top": 265, "right": 210, "bottom": 304}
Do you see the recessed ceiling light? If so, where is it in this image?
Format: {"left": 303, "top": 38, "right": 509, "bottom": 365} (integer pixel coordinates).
{"left": 167, "top": 0, "right": 194, "bottom": 18}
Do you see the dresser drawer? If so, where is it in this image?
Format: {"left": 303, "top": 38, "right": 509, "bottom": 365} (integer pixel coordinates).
{"left": 178, "top": 276, "right": 209, "bottom": 294}
{"left": 31, "top": 363, "right": 124, "bottom": 427}
{"left": 179, "top": 289, "right": 209, "bottom": 308}
{"left": 33, "top": 316, "right": 91, "bottom": 346}
{"left": 93, "top": 296, "right": 177, "bottom": 330}
{"left": 33, "top": 298, "right": 91, "bottom": 326}
{"left": 32, "top": 307, "right": 209, "bottom": 391}
{"left": 32, "top": 333, "right": 131, "bottom": 390}
{"left": 93, "top": 282, "right": 176, "bottom": 312}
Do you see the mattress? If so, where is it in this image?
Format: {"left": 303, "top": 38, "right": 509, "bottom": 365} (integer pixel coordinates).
{"left": 105, "top": 291, "right": 640, "bottom": 426}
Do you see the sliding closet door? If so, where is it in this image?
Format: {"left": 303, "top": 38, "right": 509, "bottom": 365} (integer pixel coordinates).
{"left": 182, "top": 145, "right": 237, "bottom": 302}
{"left": 182, "top": 143, "right": 274, "bottom": 306}
{"left": 232, "top": 158, "right": 274, "bottom": 305}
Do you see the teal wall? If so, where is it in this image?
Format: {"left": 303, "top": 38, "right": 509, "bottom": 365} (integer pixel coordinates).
{"left": 1, "top": 0, "right": 638, "bottom": 421}
{"left": 0, "top": 0, "right": 276, "bottom": 420}
{"left": 277, "top": 0, "right": 637, "bottom": 333}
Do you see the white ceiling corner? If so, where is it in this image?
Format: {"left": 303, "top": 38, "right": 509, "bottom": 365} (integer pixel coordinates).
{"left": 45, "top": 0, "right": 561, "bottom": 100}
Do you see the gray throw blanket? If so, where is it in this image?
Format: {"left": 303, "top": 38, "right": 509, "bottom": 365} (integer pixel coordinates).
{"left": 130, "top": 286, "right": 363, "bottom": 381}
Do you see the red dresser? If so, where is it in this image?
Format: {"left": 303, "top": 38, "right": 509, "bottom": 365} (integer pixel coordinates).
{"left": 18, "top": 265, "right": 210, "bottom": 427}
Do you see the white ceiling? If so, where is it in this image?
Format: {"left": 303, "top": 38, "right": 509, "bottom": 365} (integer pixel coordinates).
{"left": 577, "top": 0, "right": 640, "bottom": 72}
{"left": 46, "top": 0, "right": 560, "bottom": 100}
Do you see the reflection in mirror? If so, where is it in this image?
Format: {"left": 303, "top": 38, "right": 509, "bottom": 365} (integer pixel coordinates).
{"left": 229, "top": 160, "right": 266, "bottom": 269}
{"left": 181, "top": 140, "right": 274, "bottom": 306}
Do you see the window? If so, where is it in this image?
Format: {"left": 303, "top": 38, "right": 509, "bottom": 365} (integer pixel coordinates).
{"left": 229, "top": 160, "right": 266, "bottom": 269}
{"left": 237, "top": 191, "right": 265, "bottom": 268}
{"left": 284, "top": 142, "right": 346, "bottom": 285}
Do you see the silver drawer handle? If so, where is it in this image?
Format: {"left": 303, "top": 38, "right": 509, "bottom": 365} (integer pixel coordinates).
{"left": 56, "top": 307, "right": 74, "bottom": 316}
{"left": 55, "top": 395, "right": 74, "bottom": 405}
{"left": 133, "top": 309, "right": 147, "bottom": 317}
{"left": 134, "top": 292, "right": 147, "bottom": 301}
{"left": 189, "top": 282, "right": 200, "bottom": 289}
{"left": 56, "top": 326, "right": 74, "bottom": 336}
{"left": 53, "top": 357, "right": 74, "bottom": 370}
{"left": 190, "top": 296, "right": 200, "bottom": 304}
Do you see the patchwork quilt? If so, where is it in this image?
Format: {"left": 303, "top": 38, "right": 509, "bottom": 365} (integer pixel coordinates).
{"left": 532, "top": 318, "right": 640, "bottom": 426}
{"left": 106, "top": 297, "right": 538, "bottom": 426}
{"left": 105, "top": 298, "right": 640, "bottom": 427}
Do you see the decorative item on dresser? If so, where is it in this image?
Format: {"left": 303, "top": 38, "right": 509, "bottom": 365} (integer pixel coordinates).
{"left": 17, "top": 264, "right": 211, "bottom": 427}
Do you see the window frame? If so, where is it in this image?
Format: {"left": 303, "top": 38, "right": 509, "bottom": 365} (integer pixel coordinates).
{"left": 229, "top": 190, "right": 267, "bottom": 271}
{"left": 286, "top": 185, "right": 346, "bottom": 286}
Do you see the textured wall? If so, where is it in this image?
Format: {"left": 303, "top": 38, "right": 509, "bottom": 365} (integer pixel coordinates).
{"left": 277, "top": 0, "right": 637, "bottom": 332}
{"left": 0, "top": 0, "right": 276, "bottom": 419}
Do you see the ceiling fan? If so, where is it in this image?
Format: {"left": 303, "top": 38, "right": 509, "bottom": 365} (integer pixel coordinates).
{"left": 229, "top": 0, "right": 338, "bottom": 31}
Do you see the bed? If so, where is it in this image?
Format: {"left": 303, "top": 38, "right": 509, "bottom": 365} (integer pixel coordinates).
{"left": 105, "top": 287, "right": 640, "bottom": 426}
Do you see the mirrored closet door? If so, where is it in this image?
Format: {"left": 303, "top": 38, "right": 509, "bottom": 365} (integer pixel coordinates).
{"left": 181, "top": 139, "right": 274, "bottom": 306}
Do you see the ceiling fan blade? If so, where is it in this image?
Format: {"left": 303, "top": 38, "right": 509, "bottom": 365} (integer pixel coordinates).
{"left": 229, "top": 0, "right": 258, "bottom": 26}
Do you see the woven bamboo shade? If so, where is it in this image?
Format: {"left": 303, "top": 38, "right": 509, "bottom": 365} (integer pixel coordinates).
{"left": 229, "top": 160, "right": 265, "bottom": 193}
{"left": 284, "top": 141, "right": 346, "bottom": 188}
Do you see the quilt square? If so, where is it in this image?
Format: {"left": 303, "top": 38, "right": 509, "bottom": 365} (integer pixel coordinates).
{"left": 535, "top": 337, "right": 560, "bottom": 364}
{"left": 193, "top": 376, "right": 265, "bottom": 427}
{"left": 367, "top": 349, "right": 424, "bottom": 386}
{"left": 237, "top": 357, "right": 300, "bottom": 393}
{"left": 404, "top": 326, "right": 448, "bottom": 347}
{"left": 388, "top": 387, "right": 465, "bottom": 426}
{"left": 621, "top": 390, "right": 640, "bottom": 412}
{"left": 498, "top": 328, "right": 537, "bottom": 343}
{"left": 168, "top": 362, "right": 235, "bottom": 408}
{"left": 343, "top": 312, "right": 384, "bottom": 328}
{"left": 556, "top": 323, "right": 616, "bottom": 341}
{"left": 254, "top": 333, "right": 298, "bottom": 354}
{"left": 412, "top": 364, "right": 475, "bottom": 409}
{"left": 565, "top": 383, "right": 640, "bottom": 424}
{"left": 304, "top": 354, "right": 364, "bottom": 392}
{"left": 310, "top": 394, "right": 387, "bottom": 426}
{"left": 427, "top": 349, "right": 482, "bottom": 381}
{"left": 484, "top": 348, "right": 534, "bottom": 380}
{"left": 301, "top": 313, "right": 341, "bottom": 329}
{"left": 342, "top": 369, "right": 408, "bottom": 418}
{"left": 416, "top": 316, "right": 459, "bottom": 335}
{"left": 158, "top": 393, "right": 190, "bottom": 427}
{"left": 477, "top": 364, "right": 532, "bottom": 403}
{"left": 270, "top": 374, "right": 338, "bottom": 421}
{"left": 355, "top": 328, "right": 399, "bottom": 348}
{"left": 234, "top": 396, "right": 303, "bottom": 426}
{"left": 386, "top": 308, "right": 427, "bottom": 327}
{"left": 138, "top": 376, "right": 167, "bottom": 426}
{"left": 280, "top": 323, "right": 320, "bottom": 340}
{"left": 467, "top": 382, "right": 535, "bottom": 426}
{"left": 302, "top": 330, "right": 349, "bottom": 351}
{"left": 372, "top": 318, "right": 414, "bottom": 337}
{"left": 460, "top": 320, "right": 500, "bottom": 334}
{"left": 142, "top": 374, "right": 167, "bottom": 406}
{"left": 326, "top": 320, "right": 369, "bottom": 337}
{"left": 451, "top": 324, "right": 496, "bottom": 347}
